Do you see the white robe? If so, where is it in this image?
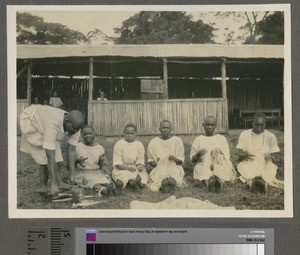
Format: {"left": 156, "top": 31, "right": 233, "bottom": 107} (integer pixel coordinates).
{"left": 236, "top": 129, "right": 283, "bottom": 187}
{"left": 190, "top": 134, "right": 236, "bottom": 182}
{"left": 112, "top": 139, "right": 148, "bottom": 188}
{"left": 76, "top": 142, "right": 105, "bottom": 170}
{"left": 20, "top": 105, "right": 80, "bottom": 165}
{"left": 147, "top": 136, "right": 185, "bottom": 191}
{"left": 75, "top": 142, "right": 111, "bottom": 189}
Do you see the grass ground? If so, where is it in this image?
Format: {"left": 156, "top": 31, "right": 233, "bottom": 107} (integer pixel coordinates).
{"left": 17, "top": 129, "right": 284, "bottom": 210}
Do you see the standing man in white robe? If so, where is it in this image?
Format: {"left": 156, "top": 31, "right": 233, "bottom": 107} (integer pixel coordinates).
{"left": 20, "top": 105, "right": 85, "bottom": 195}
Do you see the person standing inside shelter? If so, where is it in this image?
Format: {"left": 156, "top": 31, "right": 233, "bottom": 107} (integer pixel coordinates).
{"left": 190, "top": 116, "right": 236, "bottom": 193}
{"left": 112, "top": 123, "right": 148, "bottom": 195}
{"left": 49, "top": 90, "right": 63, "bottom": 108}
{"left": 147, "top": 120, "right": 186, "bottom": 193}
{"left": 32, "top": 96, "right": 39, "bottom": 105}
{"left": 20, "top": 105, "right": 85, "bottom": 195}
{"left": 97, "top": 91, "right": 108, "bottom": 101}
{"left": 236, "top": 112, "right": 283, "bottom": 193}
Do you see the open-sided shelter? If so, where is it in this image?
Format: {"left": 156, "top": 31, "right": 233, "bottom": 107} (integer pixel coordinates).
{"left": 17, "top": 44, "right": 284, "bottom": 136}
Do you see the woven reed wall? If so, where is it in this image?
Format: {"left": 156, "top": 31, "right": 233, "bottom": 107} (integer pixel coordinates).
{"left": 88, "top": 98, "right": 228, "bottom": 136}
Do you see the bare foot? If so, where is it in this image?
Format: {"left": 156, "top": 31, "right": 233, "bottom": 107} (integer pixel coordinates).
{"left": 207, "top": 176, "right": 216, "bottom": 193}
{"left": 105, "top": 183, "right": 115, "bottom": 196}
{"left": 168, "top": 178, "right": 177, "bottom": 193}
{"left": 128, "top": 180, "right": 140, "bottom": 191}
{"left": 35, "top": 186, "right": 50, "bottom": 193}
{"left": 114, "top": 180, "right": 123, "bottom": 196}
{"left": 161, "top": 178, "right": 169, "bottom": 194}
{"left": 136, "top": 175, "right": 146, "bottom": 189}
{"left": 168, "top": 177, "right": 176, "bottom": 187}
{"left": 51, "top": 183, "right": 60, "bottom": 195}
{"left": 215, "top": 177, "right": 224, "bottom": 193}
{"left": 58, "top": 182, "right": 71, "bottom": 190}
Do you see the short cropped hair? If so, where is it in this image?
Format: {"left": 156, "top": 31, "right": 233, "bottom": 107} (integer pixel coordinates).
{"left": 81, "top": 125, "right": 94, "bottom": 132}
{"left": 252, "top": 112, "right": 267, "bottom": 122}
{"left": 124, "top": 123, "right": 137, "bottom": 132}
{"left": 160, "top": 119, "right": 172, "bottom": 127}
{"left": 203, "top": 116, "right": 217, "bottom": 124}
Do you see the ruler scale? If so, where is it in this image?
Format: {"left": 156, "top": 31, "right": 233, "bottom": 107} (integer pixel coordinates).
{"left": 27, "top": 229, "right": 49, "bottom": 255}
{"left": 27, "top": 228, "right": 73, "bottom": 255}
{"left": 50, "top": 228, "right": 73, "bottom": 255}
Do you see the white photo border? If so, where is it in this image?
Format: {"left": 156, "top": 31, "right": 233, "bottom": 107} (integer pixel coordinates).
{"left": 7, "top": 4, "right": 293, "bottom": 218}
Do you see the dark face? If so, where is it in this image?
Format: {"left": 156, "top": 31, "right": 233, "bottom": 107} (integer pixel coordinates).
{"left": 53, "top": 91, "right": 58, "bottom": 97}
{"left": 82, "top": 127, "right": 95, "bottom": 145}
{"left": 252, "top": 117, "right": 266, "bottom": 134}
{"left": 159, "top": 121, "right": 172, "bottom": 139}
{"left": 65, "top": 119, "right": 81, "bottom": 135}
{"left": 124, "top": 127, "right": 137, "bottom": 143}
{"left": 203, "top": 119, "right": 217, "bottom": 136}
{"left": 100, "top": 93, "right": 105, "bottom": 98}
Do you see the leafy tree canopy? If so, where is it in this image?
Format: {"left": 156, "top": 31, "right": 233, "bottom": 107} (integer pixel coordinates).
{"left": 87, "top": 29, "right": 114, "bottom": 45}
{"left": 214, "top": 11, "right": 284, "bottom": 45}
{"left": 114, "top": 11, "right": 215, "bottom": 44}
{"left": 17, "top": 12, "right": 89, "bottom": 44}
{"left": 256, "top": 12, "right": 284, "bottom": 45}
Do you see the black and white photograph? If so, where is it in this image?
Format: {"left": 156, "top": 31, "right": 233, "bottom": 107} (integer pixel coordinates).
{"left": 7, "top": 4, "right": 292, "bottom": 218}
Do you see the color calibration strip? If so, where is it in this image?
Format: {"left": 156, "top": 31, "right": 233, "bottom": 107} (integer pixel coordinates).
{"left": 75, "top": 228, "right": 273, "bottom": 255}
{"left": 86, "top": 244, "right": 264, "bottom": 255}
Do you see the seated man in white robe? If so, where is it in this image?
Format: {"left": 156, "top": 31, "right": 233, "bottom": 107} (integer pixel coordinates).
{"left": 190, "top": 116, "right": 236, "bottom": 193}
{"left": 147, "top": 120, "right": 186, "bottom": 193}
{"left": 236, "top": 112, "right": 283, "bottom": 193}
{"left": 112, "top": 123, "right": 148, "bottom": 195}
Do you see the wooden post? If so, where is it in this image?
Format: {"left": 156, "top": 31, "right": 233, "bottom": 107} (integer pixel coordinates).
{"left": 221, "top": 58, "right": 227, "bottom": 99}
{"left": 17, "top": 65, "right": 28, "bottom": 79}
{"left": 221, "top": 58, "right": 229, "bottom": 132}
{"left": 27, "top": 62, "right": 32, "bottom": 105}
{"left": 88, "top": 58, "right": 94, "bottom": 101}
{"left": 162, "top": 58, "right": 168, "bottom": 99}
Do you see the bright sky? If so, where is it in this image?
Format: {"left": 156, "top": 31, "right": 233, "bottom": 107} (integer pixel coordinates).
{"left": 22, "top": 10, "right": 255, "bottom": 44}
{"left": 27, "top": 10, "right": 138, "bottom": 37}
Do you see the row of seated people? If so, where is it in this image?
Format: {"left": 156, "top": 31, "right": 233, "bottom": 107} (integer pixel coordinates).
{"left": 74, "top": 113, "right": 283, "bottom": 197}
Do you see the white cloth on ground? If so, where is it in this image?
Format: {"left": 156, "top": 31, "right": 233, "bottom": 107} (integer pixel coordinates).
{"left": 20, "top": 105, "right": 80, "bottom": 165}
{"left": 147, "top": 136, "right": 185, "bottom": 191}
{"left": 112, "top": 139, "right": 148, "bottom": 188}
{"left": 236, "top": 129, "right": 283, "bottom": 187}
{"left": 190, "top": 134, "right": 236, "bottom": 182}
{"left": 130, "top": 196, "right": 235, "bottom": 210}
